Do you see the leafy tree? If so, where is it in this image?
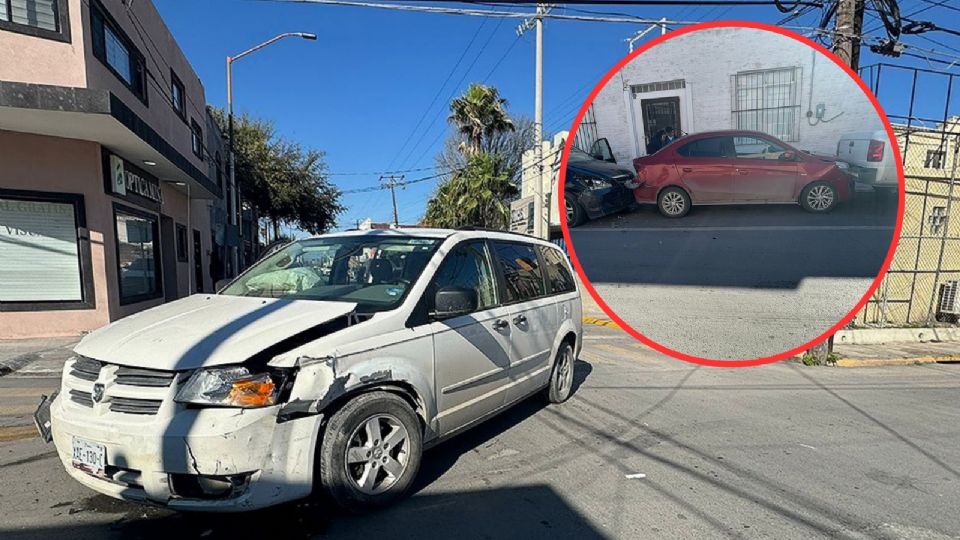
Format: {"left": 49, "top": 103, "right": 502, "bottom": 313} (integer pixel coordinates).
{"left": 209, "top": 108, "right": 342, "bottom": 239}
{"left": 423, "top": 153, "right": 517, "bottom": 229}
{"left": 448, "top": 83, "right": 514, "bottom": 156}
{"left": 437, "top": 115, "right": 534, "bottom": 189}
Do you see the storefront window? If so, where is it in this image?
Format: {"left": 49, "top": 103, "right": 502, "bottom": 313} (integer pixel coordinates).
{"left": 0, "top": 196, "right": 83, "bottom": 302}
{"left": 114, "top": 206, "right": 161, "bottom": 304}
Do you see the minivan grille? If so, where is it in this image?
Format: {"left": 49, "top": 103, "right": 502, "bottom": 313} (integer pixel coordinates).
{"left": 69, "top": 389, "right": 94, "bottom": 408}
{"left": 115, "top": 367, "right": 176, "bottom": 387}
{"left": 70, "top": 357, "right": 102, "bottom": 382}
{"left": 109, "top": 397, "right": 162, "bottom": 415}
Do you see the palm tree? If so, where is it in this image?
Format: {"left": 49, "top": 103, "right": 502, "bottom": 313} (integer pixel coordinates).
{"left": 448, "top": 83, "right": 515, "bottom": 156}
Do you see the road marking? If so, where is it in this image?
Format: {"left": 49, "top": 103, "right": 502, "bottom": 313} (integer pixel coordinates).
{"left": 582, "top": 316, "right": 621, "bottom": 329}
{"left": 625, "top": 473, "right": 647, "bottom": 479}
{"left": 573, "top": 225, "right": 895, "bottom": 232}
{"left": 0, "top": 387, "right": 53, "bottom": 398}
{"left": 0, "top": 425, "right": 37, "bottom": 443}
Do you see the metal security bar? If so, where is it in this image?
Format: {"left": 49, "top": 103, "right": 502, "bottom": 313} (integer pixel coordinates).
{"left": 731, "top": 67, "right": 801, "bottom": 142}
{"left": 854, "top": 64, "right": 960, "bottom": 327}
{"left": 572, "top": 104, "right": 599, "bottom": 153}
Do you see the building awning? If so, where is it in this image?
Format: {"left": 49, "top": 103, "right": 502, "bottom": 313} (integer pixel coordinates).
{"left": 0, "top": 81, "right": 220, "bottom": 200}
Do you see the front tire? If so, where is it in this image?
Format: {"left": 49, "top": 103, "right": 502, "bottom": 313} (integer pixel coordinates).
{"left": 544, "top": 341, "right": 576, "bottom": 403}
{"left": 565, "top": 194, "right": 587, "bottom": 228}
{"left": 800, "top": 181, "right": 838, "bottom": 213}
{"left": 658, "top": 187, "right": 691, "bottom": 218}
{"left": 318, "top": 391, "right": 422, "bottom": 512}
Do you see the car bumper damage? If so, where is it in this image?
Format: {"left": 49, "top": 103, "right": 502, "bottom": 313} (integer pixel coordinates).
{"left": 43, "top": 384, "right": 321, "bottom": 512}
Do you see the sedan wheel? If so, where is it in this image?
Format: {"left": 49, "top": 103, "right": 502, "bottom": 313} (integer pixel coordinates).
{"left": 657, "top": 187, "right": 691, "bottom": 218}
{"left": 800, "top": 182, "right": 838, "bottom": 213}
{"left": 564, "top": 194, "right": 586, "bottom": 227}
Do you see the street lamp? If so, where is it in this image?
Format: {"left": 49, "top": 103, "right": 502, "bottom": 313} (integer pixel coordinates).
{"left": 226, "top": 32, "right": 316, "bottom": 275}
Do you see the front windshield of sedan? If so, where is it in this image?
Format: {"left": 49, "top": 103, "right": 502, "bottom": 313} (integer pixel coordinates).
{"left": 220, "top": 235, "right": 440, "bottom": 311}
{"left": 567, "top": 147, "right": 596, "bottom": 163}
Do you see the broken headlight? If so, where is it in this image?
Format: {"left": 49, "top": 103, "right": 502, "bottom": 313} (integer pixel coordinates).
{"left": 175, "top": 366, "right": 284, "bottom": 408}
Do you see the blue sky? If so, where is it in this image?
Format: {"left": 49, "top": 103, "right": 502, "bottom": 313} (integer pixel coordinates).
{"left": 155, "top": 1, "right": 960, "bottom": 234}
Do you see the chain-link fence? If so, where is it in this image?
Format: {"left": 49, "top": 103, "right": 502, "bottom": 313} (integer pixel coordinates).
{"left": 856, "top": 124, "right": 960, "bottom": 327}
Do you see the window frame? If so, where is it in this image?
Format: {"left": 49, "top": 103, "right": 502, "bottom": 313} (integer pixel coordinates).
{"left": 424, "top": 239, "right": 501, "bottom": 320}
{"left": 112, "top": 203, "right": 163, "bottom": 306}
{"left": 191, "top": 118, "right": 204, "bottom": 159}
{"left": 489, "top": 239, "right": 549, "bottom": 306}
{"left": 90, "top": 0, "right": 148, "bottom": 105}
{"left": 0, "top": 188, "right": 95, "bottom": 312}
{"left": 170, "top": 69, "right": 186, "bottom": 120}
{"left": 731, "top": 66, "right": 801, "bottom": 142}
{"left": 0, "top": 0, "right": 71, "bottom": 43}
{"left": 925, "top": 149, "right": 945, "bottom": 169}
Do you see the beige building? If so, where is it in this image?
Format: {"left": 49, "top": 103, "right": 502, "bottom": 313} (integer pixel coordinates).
{"left": 856, "top": 122, "right": 960, "bottom": 326}
{"left": 0, "top": 0, "right": 229, "bottom": 338}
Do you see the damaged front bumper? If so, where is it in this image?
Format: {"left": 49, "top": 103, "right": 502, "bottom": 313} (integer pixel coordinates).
{"left": 48, "top": 392, "right": 321, "bottom": 512}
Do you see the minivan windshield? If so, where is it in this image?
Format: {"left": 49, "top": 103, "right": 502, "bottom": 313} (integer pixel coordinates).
{"left": 220, "top": 235, "right": 440, "bottom": 312}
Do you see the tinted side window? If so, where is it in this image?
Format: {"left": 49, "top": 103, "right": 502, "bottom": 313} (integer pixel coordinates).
{"left": 431, "top": 241, "right": 498, "bottom": 311}
{"left": 733, "top": 136, "right": 788, "bottom": 160}
{"left": 539, "top": 246, "right": 576, "bottom": 294}
{"left": 677, "top": 137, "right": 730, "bottom": 158}
{"left": 493, "top": 242, "right": 545, "bottom": 302}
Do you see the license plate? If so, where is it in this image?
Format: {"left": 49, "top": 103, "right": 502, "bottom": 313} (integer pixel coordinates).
{"left": 72, "top": 437, "right": 106, "bottom": 476}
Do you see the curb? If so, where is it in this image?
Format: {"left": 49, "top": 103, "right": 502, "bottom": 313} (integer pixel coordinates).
{"left": 582, "top": 317, "right": 621, "bottom": 329}
{"left": 0, "top": 353, "right": 42, "bottom": 378}
{"left": 835, "top": 355, "right": 960, "bottom": 367}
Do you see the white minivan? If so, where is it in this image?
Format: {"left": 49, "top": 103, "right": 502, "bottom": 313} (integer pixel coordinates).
{"left": 38, "top": 228, "right": 582, "bottom": 512}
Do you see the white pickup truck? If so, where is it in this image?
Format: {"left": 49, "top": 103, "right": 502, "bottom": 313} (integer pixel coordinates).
{"left": 835, "top": 130, "right": 898, "bottom": 192}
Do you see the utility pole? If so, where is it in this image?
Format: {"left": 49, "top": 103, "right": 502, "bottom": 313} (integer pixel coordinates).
{"left": 832, "top": 0, "right": 865, "bottom": 70}
{"left": 380, "top": 174, "right": 403, "bottom": 227}
{"left": 518, "top": 4, "right": 552, "bottom": 239}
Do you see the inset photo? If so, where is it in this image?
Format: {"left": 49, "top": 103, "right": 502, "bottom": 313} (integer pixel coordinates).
{"left": 561, "top": 23, "right": 903, "bottom": 363}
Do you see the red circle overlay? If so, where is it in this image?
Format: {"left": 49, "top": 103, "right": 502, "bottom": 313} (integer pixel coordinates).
{"left": 559, "top": 21, "right": 905, "bottom": 368}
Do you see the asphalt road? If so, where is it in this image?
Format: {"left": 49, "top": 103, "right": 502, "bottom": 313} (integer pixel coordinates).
{"left": 2, "top": 323, "right": 959, "bottom": 539}
{"left": 569, "top": 190, "right": 899, "bottom": 360}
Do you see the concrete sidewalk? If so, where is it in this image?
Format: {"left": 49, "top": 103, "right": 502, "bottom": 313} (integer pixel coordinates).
{"left": 833, "top": 340, "right": 960, "bottom": 367}
{"left": 0, "top": 336, "right": 79, "bottom": 377}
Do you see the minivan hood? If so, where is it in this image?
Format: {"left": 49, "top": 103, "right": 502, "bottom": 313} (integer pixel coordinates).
{"left": 75, "top": 294, "right": 357, "bottom": 371}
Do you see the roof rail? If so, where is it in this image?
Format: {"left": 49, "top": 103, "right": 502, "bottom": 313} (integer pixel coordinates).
{"left": 455, "top": 226, "right": 538, "bottom": 238}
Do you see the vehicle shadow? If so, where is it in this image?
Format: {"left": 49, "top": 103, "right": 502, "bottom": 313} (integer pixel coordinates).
{"left": 0, "top": 359, "right": 597, "bottom": 540}
{"left": 569, "top": 190, "right": 898, "bottom": 289}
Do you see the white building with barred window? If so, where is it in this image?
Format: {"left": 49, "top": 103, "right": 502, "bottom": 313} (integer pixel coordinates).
{"left": 589, "top": 26, "right": 885, "bottom": 162}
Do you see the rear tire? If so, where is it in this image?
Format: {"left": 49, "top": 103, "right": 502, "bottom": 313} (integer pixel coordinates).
{"left": 564, "top": 194, "right": 586, "bottom": 227}
{"left": 544, "top": 341, "right": 576, "bottom": 404}
{"left": 318, "top": 391, "right": 422, "bottom": 512}
{"left": 657, "top": 187, "right": 690, "bottom": 218}
{"left": 800, "top": 181, "right": 838, "bottom": 213}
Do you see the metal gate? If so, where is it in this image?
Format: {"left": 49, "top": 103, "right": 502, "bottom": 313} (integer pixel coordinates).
{"left": 856, "top": 64, "right": 960, "bottom": 326}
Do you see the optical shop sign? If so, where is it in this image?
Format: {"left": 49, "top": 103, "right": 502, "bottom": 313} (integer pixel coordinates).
{"left": 107, "top": 153, "right": 163, "bottom": 210}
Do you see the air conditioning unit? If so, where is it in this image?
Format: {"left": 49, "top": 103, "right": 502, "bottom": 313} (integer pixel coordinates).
{"left": 936, "top": 281, "right": 959, "bottom": 322}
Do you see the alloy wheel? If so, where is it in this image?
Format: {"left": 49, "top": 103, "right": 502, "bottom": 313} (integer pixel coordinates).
{"left": 557, "top": 345, "right": 575, "bottom": 396}
{"left": 807, "top": 185, "right": 835, "bottom": 211}
{"left": 661, "top": 192, "right": 686, "bottom": 216}
{"left": 565, "top": 199, "right": 576, "bottom": 223}
{"left": 344, "top": 413, "right": 410, "bottom": 495}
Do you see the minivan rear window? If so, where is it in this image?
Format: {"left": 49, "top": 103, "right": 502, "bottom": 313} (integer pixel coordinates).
{"left": 539, "top": 246, "right": 576, "bottom": 294}
{"left": 493, "top": 242, "right": 545, "bottom": 302}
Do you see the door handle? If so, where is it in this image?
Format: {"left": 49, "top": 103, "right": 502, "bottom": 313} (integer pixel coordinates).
{"left": 737, "top": 169, "right": 749, "bottom": 175}
{"left": 513, "top": 314, "right": 527, "bottom": 325}
{"left": 493, "top": 319, "right": 509, "bottom": 330}
{"left": 682, "top": 167, "right": 693, "bottom": 173}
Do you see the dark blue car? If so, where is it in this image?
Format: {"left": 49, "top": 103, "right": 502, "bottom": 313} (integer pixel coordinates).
{"left": 564, "top": 140, "right": 637, "bottom": 227}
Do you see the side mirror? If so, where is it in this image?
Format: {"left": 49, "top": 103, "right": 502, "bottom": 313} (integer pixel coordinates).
{"left": 215, "top": 279, "right": 232, "bottom": 292}
{"left": 433, "top": 286, "right": 477, "bottom": 319}
{"left": 780, "top": 150, "right": 796, "bottom": 161}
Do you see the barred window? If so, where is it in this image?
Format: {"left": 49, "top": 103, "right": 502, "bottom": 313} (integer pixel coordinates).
{"left": 732, "top": 67, "right": 800, "bottom": 141}
{"left": 925, "top": 149, "right": 945, "bottom": 169}
{"left": 631, "top": 79, "right": 686, "bottom": 96}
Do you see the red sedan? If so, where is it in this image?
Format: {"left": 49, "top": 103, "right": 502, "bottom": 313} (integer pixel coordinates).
{"left": 632, "top": 130, "right": 852, "bottom": 218}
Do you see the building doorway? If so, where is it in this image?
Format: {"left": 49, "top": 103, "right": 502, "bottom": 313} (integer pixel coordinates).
{"left": 159, "top": 215, "right": 178, "bottom": 302}
{"left": 640, "top": 96, "right": 681, "bottom": 152}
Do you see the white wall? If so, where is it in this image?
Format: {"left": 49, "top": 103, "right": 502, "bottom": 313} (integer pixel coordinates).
{"left": 591, "top": 27, "right": 884, "bottom": 163}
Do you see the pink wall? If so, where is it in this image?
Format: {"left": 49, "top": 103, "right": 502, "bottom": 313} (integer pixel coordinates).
{"left": 0, "top": 0, "right": 86, "bottom": 88}
{"left": 0, "top": 130, "right": 109, "bottom": 338}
